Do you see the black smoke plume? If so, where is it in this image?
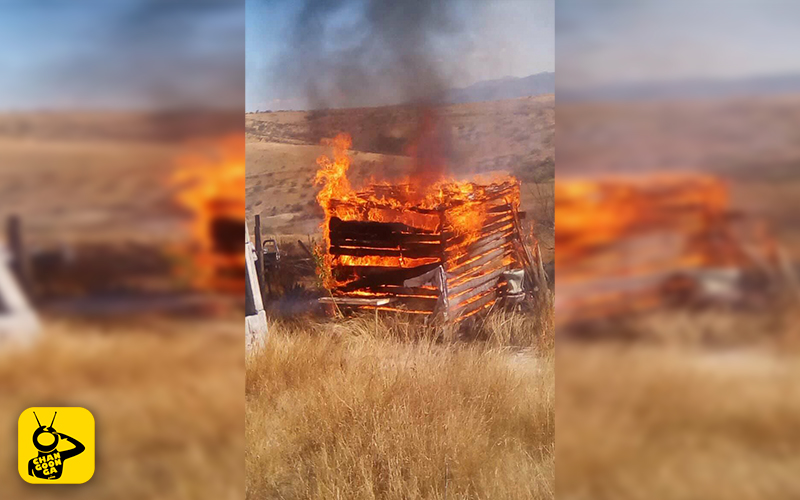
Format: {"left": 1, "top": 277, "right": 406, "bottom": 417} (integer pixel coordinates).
{"left": 273, "top": 0, "right": 477, "bottom": 109}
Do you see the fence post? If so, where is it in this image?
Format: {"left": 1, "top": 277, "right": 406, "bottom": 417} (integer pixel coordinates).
{"left": 6, "top": 214, "right": 32, "bottom": 298}
{"left": 254, "top": 215, "right": 264, "bottom": 296}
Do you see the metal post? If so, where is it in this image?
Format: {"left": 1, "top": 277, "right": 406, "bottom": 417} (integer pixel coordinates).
{"left": 6, "top": 214, "right": 32, "bottom": 297}
{"left": 254, "top": 215, "right": 264, "bottom": 297}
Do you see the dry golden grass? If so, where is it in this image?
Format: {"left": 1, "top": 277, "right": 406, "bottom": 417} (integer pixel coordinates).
{"left": 246, "top": 310, "right": 554, "bottom": 499}
{"left": 557, "top": 307, "right": 800, "bottom": 500}
{"left": 0, "top": 317, "right": 244, "bottom": 499}
{"left": 0, "top": 136, "right": 181, "bottom": 246}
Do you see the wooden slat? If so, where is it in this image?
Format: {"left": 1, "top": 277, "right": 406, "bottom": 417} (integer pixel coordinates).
{"left": 481, "top": 184, "right": 519, "bottom": 203}
{"left": 487, "top": 204, "right": 515, "bottom": 214}
{"left": 448, "top": 251, "right": 507, "bottom": 287}
{"left": 331, "top": 234, "right": 442, "bottom": 247}
{"left": 445, "top": 216, "right": 514, "bottom": 246}
{"left": 444, "top": 211, "right": 510, "bottom": 236}
{"left": 449, "top": 277, "right": 501, "bottom": 310}
{"left": 456, "top": 296, "right": 497, "bottom": 321}
{"left": 324, "top": 178, "right": 523, "bottom": 323}
{"left": 448, "top": 266, "right": 507, "bottom": 298}
{"left": 452, "top": 289, "right": 497, "bottom": 319}
{"left": 446, "top": 246, "right": 504, "bottom": 273}
{"left": 448, "top": 241, "right": 514, "bottom": 272}
{"left": 319, "top": 296, "right": 394, "bottom": 306}
{"left": 360, "top": 305, "right": 433, "bottom": 314}
{"left": 329, "top": 199, "right": 442, "bottom": 216}
{"left": 329, "top": 295, "right": 437, "bottom": 311}
{"left": 329, "top": 217, "right": 437, "bottom": 237}
{"left": 329, "top": 245, "right": 441, "bottom": 259}
{"left": 446, "top": 229, "right": 512, "bottom": 262}
{"left": 331, "top": 224, "right": 441, "bottom": 242}
{"left": 446, "top": 227, "right": 514, "bottom": 257}
{"left": 354, "top": 285, "right": 440, "bottom": 297}
{"left": 333, "top": 262, "right": 443, "bottom": 290}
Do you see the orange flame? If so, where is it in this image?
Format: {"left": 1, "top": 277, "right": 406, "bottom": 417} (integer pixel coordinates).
{"left": 556, "top": 173, "right": 731, "bottom": 280}
{"left": 172, "top": 134, "right": 245, "bottom": 292}
{"left": 555, "top": 172, "right": 775, "bottom": 323}
{"left": 314, "top": 132, "right": 519, "bottom": 290}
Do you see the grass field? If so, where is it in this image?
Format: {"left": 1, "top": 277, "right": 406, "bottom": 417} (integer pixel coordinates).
{"left": 557, "top": 307, "right": 800, "bottom": 500}
{"left": 246, "top": 309, "right": 554, "bottom": 499}
{"left": 0, "top": 111, "right": 238, "bottom": 247}
{"left": 556, "top": 94, "right": 800, "bottom": 499}
{"left": 244, "top": 96, "right": 556, "bottom": 499}
{"left": 0, "top": 317, "right": 244, "bottom": 500}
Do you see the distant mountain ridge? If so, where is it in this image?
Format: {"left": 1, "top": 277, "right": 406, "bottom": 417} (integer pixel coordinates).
{"left": 444, "top": 72, "right": 555, "bottom": 104}
{"left": 249, "top": 73, "right": 556, "bottom": 112}
{"left": 560, "top": 73, "right": 800, "bottom": 102}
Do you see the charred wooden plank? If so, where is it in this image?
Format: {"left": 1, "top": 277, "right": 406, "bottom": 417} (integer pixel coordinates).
{"left": 448, "top": 241, "right": 514, "bottom": 271}
{"left": 448, "top": 266, "right": 507, "bottom": 298}
{"left": 445, "top": 226, "right": 514, "bottom": 252}
{"left": 396, "top": 296, "right": 439, "bottom": 311}
{"left": 330, "top": 231, "right": 442, "bottom": 248}
{"left": 330, "top": 233, "right": 442, "bottom": 247}
{"left": 328, "top": 294, "right": 437, "bottom": 311}
{"left": 449, "top": 276, "right": 502, "bottom": 309}
{"left": 448, "top": 251, "right": 507, "bottom": 287}
{"left": 444, "top": 216, "right": 515, "bottom": 246}
{"left": 477, "top": 216, "right": 515, "bottom": 235}
{"left": 368, "top": 285, "right": 440, "bottom": 297}
{"left": 446, "top": 246, "right": 505, "bottom": 273}
{"left": 329, "top": 245, "right": 442, "bottom": 259}
{"left": 445, "top": 211, "right": 510, "bottom": 232}
{"left": 329, "top": 217, "right": 437, "bottom": 236}
{"left": 451, "top": 289, "right": 497, "bottom": 319}
{"left": 334, "top": 262, "right": 443, "bottom": 290}
{"left": 481, "top": 184, "right": 519, "bottom": 203}
{"left": 456, "top": 295, "right": 497, "bottom": 321}
{"left": 446, "top": 230, "right": 513, "bottom": 262}
{"left": 320, "top": 296, "right": 394, "bottom": 306}
{"left": 329, "top": 199, "right": 443, "bottom": 216}
{"left": 487, "top": 203, "right": 515, "bottom": 214}
{"left": 360, "top": 305, "right": 433, "bottom": 315}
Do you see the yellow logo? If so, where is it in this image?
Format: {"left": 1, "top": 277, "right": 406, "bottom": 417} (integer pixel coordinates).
{"left": 18, "top": 407, "right": 94, "bottom": 484}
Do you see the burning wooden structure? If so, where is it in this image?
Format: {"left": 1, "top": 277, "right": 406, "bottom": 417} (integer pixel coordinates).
{"left": 172, "top": 135, "right": 245, "bottom": 293}
{"left": 556, "top": 173, "right": 794, "bottom": 326}
{"left": 315, "top": 134, "right": 535, "bottom": 321}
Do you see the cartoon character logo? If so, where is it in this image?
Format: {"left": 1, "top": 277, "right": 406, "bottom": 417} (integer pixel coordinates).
{"left": 27, "top": 411, "right": 85, "bottom": 480}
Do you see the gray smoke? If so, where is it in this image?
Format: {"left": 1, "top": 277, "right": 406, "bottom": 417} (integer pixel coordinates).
{"left": 274, "top": 0, "right": 477, "bottom": 109}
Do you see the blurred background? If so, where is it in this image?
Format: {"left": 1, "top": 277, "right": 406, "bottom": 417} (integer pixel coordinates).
{"left": 0, "top": 1, "right": 244, "bottom": 498}
{"left": 556, "top": 1, "right": 800, "bottom": 498}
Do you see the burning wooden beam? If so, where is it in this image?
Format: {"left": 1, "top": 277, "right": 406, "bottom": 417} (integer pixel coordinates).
{"left": 311, "top": 132, "right": 532, "bottom": 322}
{"left": 320, "top": 179, "right": 528, "bottom": 321}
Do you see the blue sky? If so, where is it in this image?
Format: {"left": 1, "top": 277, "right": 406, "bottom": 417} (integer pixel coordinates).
{"left": 6, "top": 1, "right": 800, "bottom": 110}
{"left": 246, "top": 0, "right": 555, "bottom": 111}
{"left": 558, "top": 0, "right": 800, "bottom": 89}
{"left": 0, "top": 1, "right": 244, "bottom": 110}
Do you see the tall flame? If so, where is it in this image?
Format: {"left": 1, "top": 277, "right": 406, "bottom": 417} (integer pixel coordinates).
{"left": 555, "top": 173, "right": 776, "bottom": 323}
{"left": 315, "top": 133, "right": 353, "bottom": 247}
{"left": 556, "top": 173, "right": 731, "bottom": 281}
{"left": 172, "top": 134, "right": 245, "bottom": 292}
{"left": 314, "top": 132, "right": 518, "bottom": 290}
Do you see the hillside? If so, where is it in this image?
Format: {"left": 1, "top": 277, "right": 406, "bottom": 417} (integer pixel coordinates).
{"left": 246, "top": 95, "right": 555, "bottom": 256}
{"left": 0, "top": 111, "right": 240, "bottom": 245}
{"left": 446, "top": 72, "right": 555, "bottom": 103}
{"left": 558, "top": 95, "right": 800, "bottom": 258}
